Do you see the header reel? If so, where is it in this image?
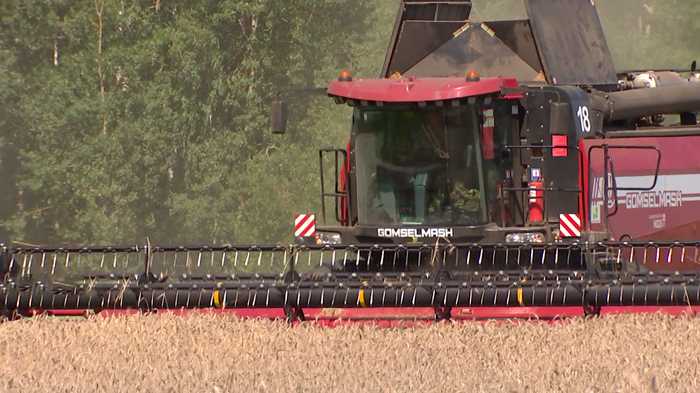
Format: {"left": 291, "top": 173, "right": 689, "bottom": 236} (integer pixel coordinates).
{"left": 2, "top": 240, "right": 700, "bottom": 322}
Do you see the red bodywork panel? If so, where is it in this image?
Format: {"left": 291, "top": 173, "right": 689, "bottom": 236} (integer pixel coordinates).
{"left": 327, "top": 76, "right": 519, "bottom": 102}
{"left": 581, "top": 135, "right": 700, "bottom": 241}
{"left": 87, "top": 307, "right": 700, "bottom": 326}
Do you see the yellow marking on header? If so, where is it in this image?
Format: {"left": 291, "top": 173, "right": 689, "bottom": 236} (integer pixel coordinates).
{"left": 480, "top": 23, "right": 495, "bottom": 37}
{"left": 213, "top": 282, "right": 223, "bottom": 308}
{"left": 453, "top": 23, "right": 471, "bottom": 37}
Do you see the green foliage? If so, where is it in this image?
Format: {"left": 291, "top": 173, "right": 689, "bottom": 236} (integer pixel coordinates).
{"left": 0, "top": 0, "right": 381, "bottom": 245}
{"left": 596, "top": 0, "right": 700, "bottom": 69}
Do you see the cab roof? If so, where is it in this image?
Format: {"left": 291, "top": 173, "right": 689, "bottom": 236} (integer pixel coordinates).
{"left": 326, "top": 76, "right": 519, "bottom": 103}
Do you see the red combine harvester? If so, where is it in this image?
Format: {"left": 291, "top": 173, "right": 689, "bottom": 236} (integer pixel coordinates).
{"left": 4, "top": 0, "right": 700, "bottom": 323}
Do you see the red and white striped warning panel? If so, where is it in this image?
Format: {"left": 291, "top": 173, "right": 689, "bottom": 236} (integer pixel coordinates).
{"left": 294, "top": 214, "right": 316, "bottom": 237}
{"left": 559, "top": 214, "right": 581, "bottom": 237}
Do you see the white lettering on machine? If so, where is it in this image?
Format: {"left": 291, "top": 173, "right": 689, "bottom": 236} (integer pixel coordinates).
{"left": 377, "top": 228, "right": 454, "bottom": 238}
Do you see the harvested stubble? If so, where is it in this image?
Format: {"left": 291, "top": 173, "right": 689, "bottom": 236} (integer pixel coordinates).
{"left": 0, "top": 313, "right": 698, "bottom": 392}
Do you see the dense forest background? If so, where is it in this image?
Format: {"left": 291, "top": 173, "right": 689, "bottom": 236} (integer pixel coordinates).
{"left": 0, "top": 0, "right": 699, "bottom": 246}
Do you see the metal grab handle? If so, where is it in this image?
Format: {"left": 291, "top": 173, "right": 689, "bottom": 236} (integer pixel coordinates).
{"left": 502, "top": 144, "right": 586, "bottom": 226}
{"left": 606, "top": 155, "right": 619, "bottom": 218}
{"left": 587, "top": 144, "right": 662, "bottom": 231}
{"left": 319, "top": 148, "right": 351, "bottom": 226}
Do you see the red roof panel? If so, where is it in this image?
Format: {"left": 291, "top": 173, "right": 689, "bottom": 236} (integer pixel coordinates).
{"left": 327, "top": 76, "right": 519, "bottom": 102}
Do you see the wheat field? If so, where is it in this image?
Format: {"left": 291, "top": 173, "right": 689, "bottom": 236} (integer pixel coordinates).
{"left": 0, "top": 313, "right": 698, "bottom": 392}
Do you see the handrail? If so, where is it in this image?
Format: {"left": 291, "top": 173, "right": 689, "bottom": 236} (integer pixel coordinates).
{"left": 587, "top": 144, "right": 662, "bottom": 231}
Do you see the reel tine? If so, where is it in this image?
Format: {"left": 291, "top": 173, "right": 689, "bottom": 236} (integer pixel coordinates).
{"left": 24, "top": 253, "right": 31, "bottom": 277}
{"left": 668, "top": 245, "right": 674, "bottom": 265}
{"left": 540, "top": 246, "right": 545, "bottom": 266}
{"left": 681, "top": 245, "right": 686, "bottom": 266}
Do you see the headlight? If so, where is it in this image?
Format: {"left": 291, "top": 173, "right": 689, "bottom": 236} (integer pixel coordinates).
{"left": 315, "top": 232, "right": 342, "bottom": 245}
{"left": 505, "top": 232, "right": 545, "bottom": 243}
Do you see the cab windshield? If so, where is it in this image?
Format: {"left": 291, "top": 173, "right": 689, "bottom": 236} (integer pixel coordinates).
{"left": 354, "top": 105, "right": 488, "bottom": 226}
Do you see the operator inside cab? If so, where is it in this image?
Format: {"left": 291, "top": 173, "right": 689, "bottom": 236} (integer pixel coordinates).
{"left": 422, "top": 110, "right": 482, "bottom": 223}
{"left": 354, "top": 104, "right": 487, "bottom": 227}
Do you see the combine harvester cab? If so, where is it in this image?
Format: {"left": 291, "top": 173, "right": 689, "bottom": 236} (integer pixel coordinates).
{"left": 4, "top": 0, "right": 700, "bottom": 323}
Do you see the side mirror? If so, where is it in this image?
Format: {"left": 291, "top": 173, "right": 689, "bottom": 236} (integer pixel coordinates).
{"left": 271, "top": 101, "right": 288, "bottom": 134}
{"left": 549, "top": 102, "right": 570, "bottom": 135}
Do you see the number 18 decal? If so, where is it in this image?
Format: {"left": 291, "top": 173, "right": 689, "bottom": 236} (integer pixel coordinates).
{"left": 577, "top": 105, "right": 591, "bottom": 132}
